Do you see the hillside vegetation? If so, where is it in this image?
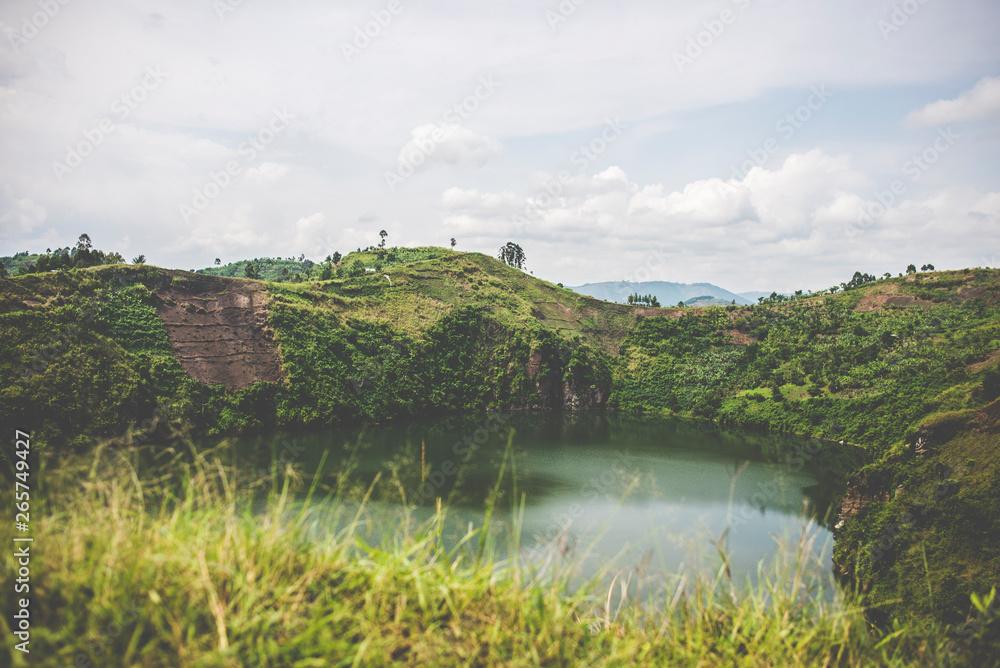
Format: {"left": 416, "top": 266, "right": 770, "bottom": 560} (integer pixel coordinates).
{"left": 609, "top": 267, "right": 1000, "bottom": 628}
{"left": 2, "top": 248, "right": 999, "bottom": 651}
{"left": 0, "top": 249, "right": 642, "bottom": 449}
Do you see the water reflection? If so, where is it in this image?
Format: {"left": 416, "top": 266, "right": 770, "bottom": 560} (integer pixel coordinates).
{"left": 223, "top": 412, "right": 855, "bottom": 590}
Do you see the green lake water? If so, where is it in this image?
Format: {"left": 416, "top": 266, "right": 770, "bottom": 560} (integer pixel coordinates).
{"left": 227, "top": 412, "right": 843, "bottom": 589}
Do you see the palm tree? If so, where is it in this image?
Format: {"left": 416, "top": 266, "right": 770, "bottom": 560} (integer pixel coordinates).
{"left": 379, "top": 230, "right": 388, "bottom": 249}
{"left": 214, "top": 258, "right": 221, "bottom": 266}
{"left": 450, "top": 237, "right": 457, "bottom": 250}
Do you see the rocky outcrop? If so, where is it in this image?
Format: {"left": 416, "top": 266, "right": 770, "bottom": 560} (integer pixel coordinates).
{"left": 512, "top": 350, "right": 608, "bottom": 411}
{"left": 906, "top": 409, "right": 978, "bottom": 457}
{"left": 834, "top": 466, "right": 893, "bottom": 530}
{"left": 562, "top": 379, "right": 605, "bottom": 410}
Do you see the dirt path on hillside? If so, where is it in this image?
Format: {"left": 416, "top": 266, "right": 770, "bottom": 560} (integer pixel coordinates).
{"left": 156, "top": 275, "right": 282, "bottom": 389}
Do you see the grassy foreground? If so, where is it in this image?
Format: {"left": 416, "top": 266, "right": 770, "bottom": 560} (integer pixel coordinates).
{"left": 3, "top": 441, "right": 994, "bottom": 667}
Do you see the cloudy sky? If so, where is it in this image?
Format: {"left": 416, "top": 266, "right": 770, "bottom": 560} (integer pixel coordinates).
{"left": 1, "top": 0, "right": 998, "bottom": 292}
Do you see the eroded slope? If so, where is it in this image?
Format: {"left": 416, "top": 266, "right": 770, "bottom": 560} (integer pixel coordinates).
{"left": 156, "top": 274, "right": 282, "bottom": 389}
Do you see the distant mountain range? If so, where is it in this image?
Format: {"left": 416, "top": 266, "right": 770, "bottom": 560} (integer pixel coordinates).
{"left": 568, "top": 281, "right": 755, "bottom": 306}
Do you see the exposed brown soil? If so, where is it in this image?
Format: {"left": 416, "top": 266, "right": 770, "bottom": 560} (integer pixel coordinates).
{"left": 854, "top": 293, "right": 933, "bottom": 311}
{"left": 724, "top": 329, "right": 756, "bottom": 345}
{"left": 633, "top": 306, "right": 684, "bottom": 318}
{"left": 959, "top": 285, "right": 990, "bottom": 300}
{"left": 533, "top": 302, "right": 579, "bottom": 325}
{"left": 155, "top": 274, "right": 282, "bottom": 389}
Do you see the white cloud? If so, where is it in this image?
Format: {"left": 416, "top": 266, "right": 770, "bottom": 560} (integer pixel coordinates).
{"left": 397, "top": 124, "right": 503, "bottom": 170}
{"left": 593, "top": 165, "right": 630, "bottom": 184}
{"left": 442, "top": 186, "right": 522, "bottom": 216}
{"left": 164, "top": 204, "right": 268, "bottom": 255}
{"left": 0, "top": 190, "right": 46, "bottom": 237}
{"left": 740, "top": 150, "right": 872, "bottom": 237}
{"left": 292, "top": 211, "right": 328, "bottom": 251}
{"left": 246, "top": 162, "right": 290, "bottom": 182}
{"left": 444, "top": 169, "right": 636, "bottom": 237}
{"left": 446, "top": 151, "right": 870, "bottom": 242}
{"left": 905, "top": 76, "right": 1000, "bottom": 127}
{"left": 629, "top": 179, "right": 750, "bottom": 225}
{"left": 972, "top": 192, "right": 1000, "bottom": 217}
{"left": 441, "top": 151, "right": 1000, "bottom": 289}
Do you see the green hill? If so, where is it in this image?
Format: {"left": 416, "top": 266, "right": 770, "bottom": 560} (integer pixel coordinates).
{"left": 0, "top": 250, "right": 42, "bottom": 275}
{"left": 2, "top": 248, "right": 999, "bottom": 641}
{"left": 0, "top": 248, "right": 656, "bottom": 448}
{"left": 195, "top": 256, "right": 316, "bottom": 281}
{"left": 683, "top": 294, "right": 734, "bottom": 307}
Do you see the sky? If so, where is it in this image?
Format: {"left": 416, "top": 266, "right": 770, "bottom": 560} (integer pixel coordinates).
{"left": 1, "top": 0, "right": 999, "bottom": 293}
